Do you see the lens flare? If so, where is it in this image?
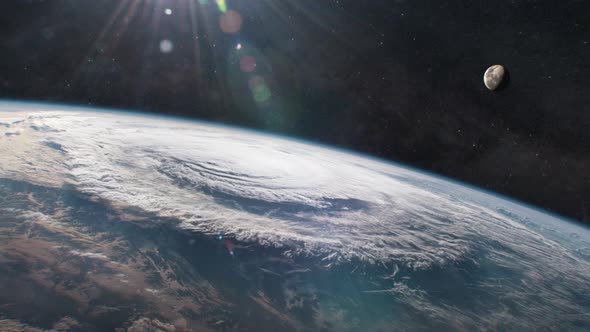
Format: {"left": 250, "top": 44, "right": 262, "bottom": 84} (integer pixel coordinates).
{"left": 240, "top": 55, "right": 257, "bottom": 73}
{"left": 159, "top": 39, "right": 174, "bottom": 53}
{"left": 215, "top": 0, "right": 227, "bottom": 13}
{"left": 249, "top": 76, "right": 272, "bottom": 104}
{"left": 220, "top": 10, "right": 243, "bottom": 34}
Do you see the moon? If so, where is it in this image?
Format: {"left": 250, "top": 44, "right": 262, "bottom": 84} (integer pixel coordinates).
{"left": 484, "top": 65, "right": 505, "bottom": 91}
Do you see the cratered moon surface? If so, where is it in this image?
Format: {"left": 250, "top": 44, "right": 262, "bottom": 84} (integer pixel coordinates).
{"left": 484, "top": 65, "right": 505, "bottom": 91}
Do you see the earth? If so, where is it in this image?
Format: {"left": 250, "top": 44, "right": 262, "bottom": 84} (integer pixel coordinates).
{"left": 0, "top": 101, "right": 589, "bottom": 331}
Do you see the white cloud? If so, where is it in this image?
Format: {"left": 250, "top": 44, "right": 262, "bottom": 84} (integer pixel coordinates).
{"left": 0, "top": 109, "right": 587, "bottom": 271}
{"left": 2, "top": 105, "right": 590, "bottom": 329}
{"left": 70, "top": 250, "right": 108, "bottom": 260}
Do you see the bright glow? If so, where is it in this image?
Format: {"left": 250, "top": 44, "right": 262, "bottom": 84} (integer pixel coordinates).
{"left": 159, "top": 39, "right": 174, "bottom": 53}
{"left": 215, "top": 0, "right": 227, "bottom": 13}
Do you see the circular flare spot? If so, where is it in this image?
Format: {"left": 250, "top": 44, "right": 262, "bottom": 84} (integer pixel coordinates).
{"left": 249, "top": 76, "right": 271, "bottom": 104}
{"left": 240, "top": 55, "right": 257, "bottom": 73}
{"left": 159, "top": 40, "right": 174, "bottom": 53}
{"left": 253, "top": 85, "right": 272, "bottom": 104}
{"left": 220, "top": 10, "right": 243, "bottom": 34}
{"left": 248, "top": 76, "right": 265, "bottom": 91}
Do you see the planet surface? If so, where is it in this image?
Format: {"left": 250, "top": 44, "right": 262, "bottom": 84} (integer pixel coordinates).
{"left": 0, "top": 102, "right": 589, "bottom": 331}
{"left": 483, "top": 65, "right": 506, "bottom": 91}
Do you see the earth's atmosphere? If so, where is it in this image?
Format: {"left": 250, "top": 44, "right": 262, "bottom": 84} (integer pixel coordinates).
{"left": 0, "top": 102, "right": 589, "bottom": 331}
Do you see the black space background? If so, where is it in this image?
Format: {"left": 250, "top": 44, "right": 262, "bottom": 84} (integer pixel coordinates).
{"left": 1, "top": 0, "right": 589, "bottom": 223}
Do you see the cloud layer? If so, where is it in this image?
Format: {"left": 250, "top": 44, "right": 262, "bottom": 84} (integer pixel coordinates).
{"left": 1, "top": 104, "right": 590, "bottom": 329}
{"left": 0, "top": 107, "right": 588, "bottom": 268}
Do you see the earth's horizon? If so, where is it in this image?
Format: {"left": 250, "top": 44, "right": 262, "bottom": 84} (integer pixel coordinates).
{"left": 1, "top": 101, "right": 589, "bottom": 331}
